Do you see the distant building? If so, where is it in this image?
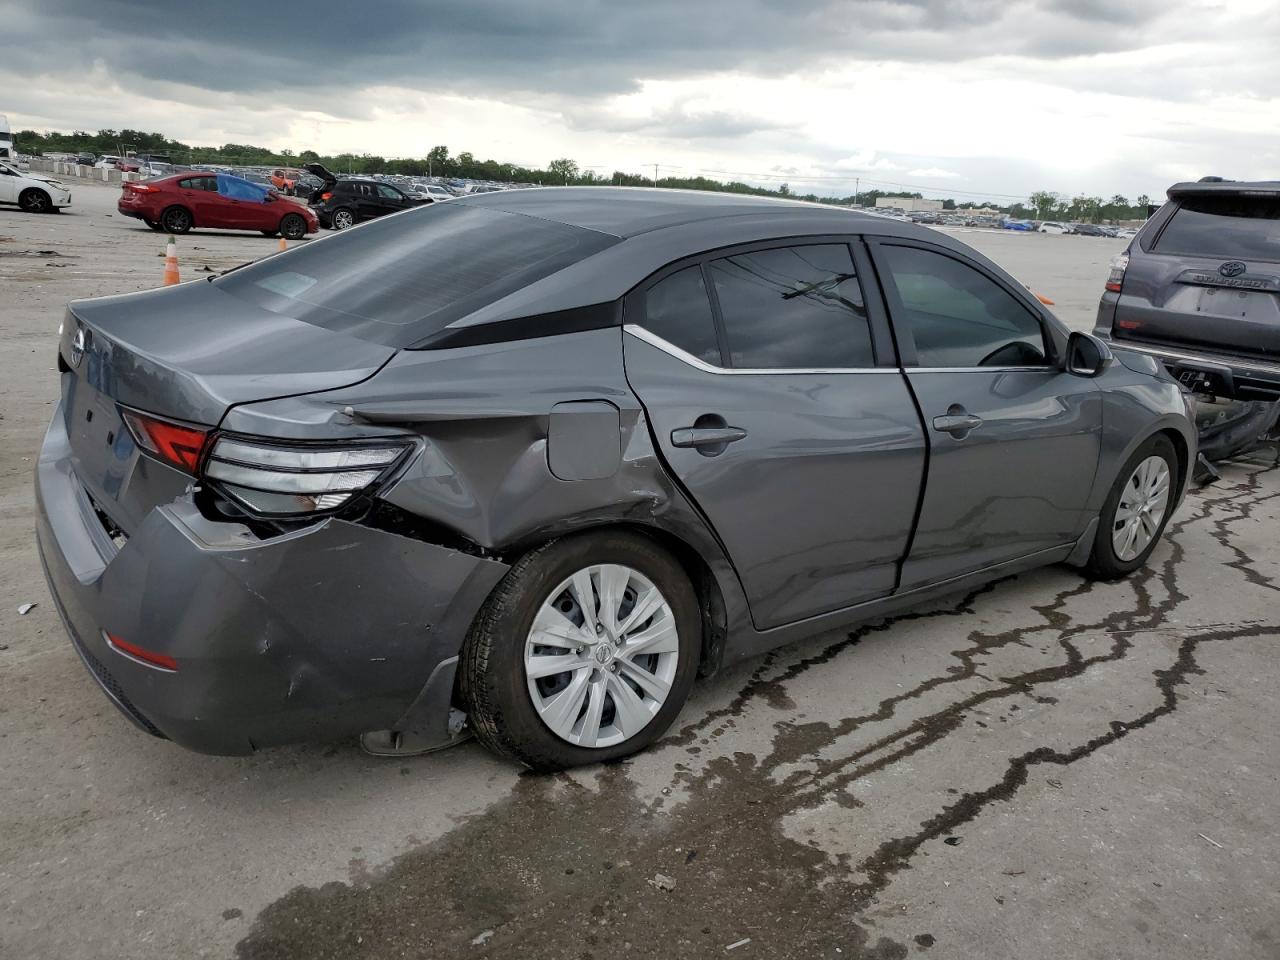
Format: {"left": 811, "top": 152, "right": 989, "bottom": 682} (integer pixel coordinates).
{"left": 875, "top": 197, "right": 943, "bottom": 212}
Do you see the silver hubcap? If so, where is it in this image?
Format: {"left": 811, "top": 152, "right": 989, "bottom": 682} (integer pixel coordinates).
{"left": 1112, "top": 455, "right": 1171, "bottom": 561}
{"left": 334, "top": 211, "right": 353, "bottom": 229}
{"left": 524, "top": 564, "right": 679, "bottom": 749}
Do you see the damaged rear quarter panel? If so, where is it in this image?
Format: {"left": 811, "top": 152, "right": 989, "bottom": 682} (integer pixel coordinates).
{"left": 220, "top": 328, "right": 750, "bottom": 651}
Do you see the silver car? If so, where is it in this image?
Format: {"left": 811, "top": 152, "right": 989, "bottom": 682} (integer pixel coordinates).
{"left": 36, "top": 188, "right": 1196, "bottom": 769}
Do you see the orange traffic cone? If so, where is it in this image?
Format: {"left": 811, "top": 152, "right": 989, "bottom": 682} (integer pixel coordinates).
{"left": 163, "top": 236, "right": 180, "bottom": 286}
{"left": 278, "top": 236, "right": 288, "bottom": 252}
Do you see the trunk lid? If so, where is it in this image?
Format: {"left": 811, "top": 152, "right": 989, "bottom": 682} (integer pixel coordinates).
{"left": 58, "top": 280, "right": 395, "bottom": 531}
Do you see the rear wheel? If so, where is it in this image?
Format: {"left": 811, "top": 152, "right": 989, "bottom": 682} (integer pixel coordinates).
{"left": 461, "top": 531, "right": 699, "bottom": 770}
{"left": 330, "top": 207, "right": 355, "bottom": 230}
{"left": 160, "top": 205, "right": 192, "bottom": 234}
{"left": 18, "top": 188, "right": 51, "bottom": 213}
{"left": 1085, "top": 434, "right": 1177, "bottom": 579}
{"left": 279, "top": 213, "right": 307, "bottom": 240}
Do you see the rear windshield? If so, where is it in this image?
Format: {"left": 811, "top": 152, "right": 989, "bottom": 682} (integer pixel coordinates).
{"left": 1155, "top": 196, "right": 1280, "bottom": 263}
{"left": 214, "top": 203, "right": 617, "bottom": 347}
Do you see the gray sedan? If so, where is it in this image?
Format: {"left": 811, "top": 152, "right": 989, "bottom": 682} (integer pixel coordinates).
{"left": 36, "top": 188, "right": 1196, "bottom": 769}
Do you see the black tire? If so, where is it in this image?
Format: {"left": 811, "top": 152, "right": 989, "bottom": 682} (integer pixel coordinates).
{"left": 460, "top": 531, "right": 700, "bottom": 770}
{"left": 330, "top": 206, "right": 356, "bottom": 230}
{"left": 160, "top": 205, "right": 192, "bottom": 234}
{"left": 1084, "top": 434, "right": 1178, "bottom": 580}
{"left": 18, "top": 188, "right": 51, "bottom": 213}
{"left": 279, "top": 213, "right": 307, "bottom": 240}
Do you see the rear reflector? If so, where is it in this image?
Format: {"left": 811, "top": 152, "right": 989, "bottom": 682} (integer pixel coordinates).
{"left": 1105, "top": 252, "right": 1129, "bottom": 296}
{"left": 105, "top": 633, "right": 178, "bottom": 671}
{"left": 121, "top": 408, "right": 210, "bottom": 475}
{"left": 1117, "top": 319, "right": 1142, "bottom": 330}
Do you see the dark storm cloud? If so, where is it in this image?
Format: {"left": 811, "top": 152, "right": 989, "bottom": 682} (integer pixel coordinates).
{"left": 12, "top": 0, "right": 1173, "bottom": 111}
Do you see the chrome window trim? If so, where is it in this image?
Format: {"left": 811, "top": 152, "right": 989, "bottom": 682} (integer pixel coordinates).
{"left": 1103, "top": 339, "right": 1280, "bottom": 376}
{"left": 623, "top": 324, "right": 893, "bottom": 375}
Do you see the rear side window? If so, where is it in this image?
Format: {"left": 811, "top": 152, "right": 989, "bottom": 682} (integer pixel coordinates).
{"left": 707, "top": 244, "right": 874, "bottom": 369}
{"left": 214, "top": 203, "right": 618, "bottom": 348}
{"left": 640, "top": 266, "right": 722, "bottom": 365}
{"left": 880, "top": 245, "right": 1047, "bottom": 368}
{"left": 1155, "top": 197, "right": 1280, "bottom": 262}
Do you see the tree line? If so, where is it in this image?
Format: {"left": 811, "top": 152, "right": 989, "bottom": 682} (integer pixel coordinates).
{"left": 14, "top": 128, "right": 1152, "bottom": 220}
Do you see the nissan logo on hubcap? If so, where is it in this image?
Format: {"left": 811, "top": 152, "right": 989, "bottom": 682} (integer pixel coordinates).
{"left": 70, "top": 327, "right": 87, "bottom": 367}
{"left": 1219, "top": 261, "right": 1247, "bottom": 278}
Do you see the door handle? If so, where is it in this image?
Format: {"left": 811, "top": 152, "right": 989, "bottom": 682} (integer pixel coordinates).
{"left": 671, "top": 426, "right": 747, "bottom": 448}
{"left": 932, "top": 407, "right": 983, "bottom": 436}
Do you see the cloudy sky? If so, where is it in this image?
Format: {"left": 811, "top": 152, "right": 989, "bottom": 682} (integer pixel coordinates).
{"left": 2, "top": 0, "right": 1276, "bottom": 202}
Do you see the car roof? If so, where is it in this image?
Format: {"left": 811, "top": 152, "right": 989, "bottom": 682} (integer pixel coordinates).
{"left": 1168, "top": 180, "right": 1280, "bottom": 199}
{"left": 453, "top": 186, "right": 890, "bottom": 239}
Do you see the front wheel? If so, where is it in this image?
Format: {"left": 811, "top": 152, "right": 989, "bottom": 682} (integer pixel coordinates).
{"left": 1084, "top": 434, "right": 1178, "bottom": 580}
{"left": 461, "top": 532, "right": 699, "bottom": 770}
{"left": 18, "top": 189, "right": 51, "bottom": 213}
{"left": 279, "top": 213, "right": 307, "bottom": 240}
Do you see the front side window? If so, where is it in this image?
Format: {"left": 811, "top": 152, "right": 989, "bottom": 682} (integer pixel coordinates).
{"left": 880, "top": 245, "right": 1047, "bottom": 368}
{"left": 377, "top": 184, "right": 403, "bottom": 200}
{"left": 707, "top": 244, "right": 874, "bottom": 369}
{"left": 640, "top": 266, "right": 722, "bottom": 365}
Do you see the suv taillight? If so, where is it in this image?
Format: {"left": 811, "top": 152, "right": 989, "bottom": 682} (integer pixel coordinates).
{"left": 1105, "top": 253, "right": 1129, "bottom": 293}
{"left": 202, "top": 436, "right": 413, "bottom": 517}
{"left": 320, "top": 191, "right": 333, "bottom": 201}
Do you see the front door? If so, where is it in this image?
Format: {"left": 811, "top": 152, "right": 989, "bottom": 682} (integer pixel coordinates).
{"left": 869, "top": 239, "right": 1103, "bottom": 588}
{"left": 623, "top": 240, "right": 926, "bottom": 630}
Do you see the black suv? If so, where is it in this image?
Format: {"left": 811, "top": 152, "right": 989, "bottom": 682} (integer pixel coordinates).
{"left": 1095, "top": 179, "right": 1280, "bottom": 400}
{"left": 303, "top": 163, "right": 429, "bottom": 230}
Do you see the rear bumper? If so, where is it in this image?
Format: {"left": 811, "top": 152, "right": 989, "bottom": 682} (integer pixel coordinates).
{"left": 35, "top": 407, "right": 508, "bottom": 755}
{"left": 1094, "top": 331, "right": 1280, "bottom": 400}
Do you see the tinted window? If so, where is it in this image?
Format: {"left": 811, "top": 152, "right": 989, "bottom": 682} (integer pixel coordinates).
{"left": 1155, "top": 197, "right": 1280, "bottom": 263}
{"left": 215, "top": 203, "right": 618, "bottom": 348}
{"left": 377, "top": 184, "right": 404, "bottom": 200}
{"left": 641, "top": 266, "right": 721, "bottom": 365}
{"left": 881, "top": 245, "right": 1047, "bottom": 368}
{"left": 707, "top": 244, "right": 874, "bottom": 369}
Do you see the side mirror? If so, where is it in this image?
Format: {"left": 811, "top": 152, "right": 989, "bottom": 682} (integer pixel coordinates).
{"left": 1065, "top": 331, "right": 1113, "bottom": 377}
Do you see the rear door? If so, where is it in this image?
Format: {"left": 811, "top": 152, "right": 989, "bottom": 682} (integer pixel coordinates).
{"left": 623, "top": 239, "right": 926, "bottom": 630}
{"left": 869, "top": 238, "right": 1102, "bottom": 588}
{"left": 177, "top": 176, "right": 228, "bottom": 227}
{"left": 1116, "top": 193, "right": 1280, "bottom": 359}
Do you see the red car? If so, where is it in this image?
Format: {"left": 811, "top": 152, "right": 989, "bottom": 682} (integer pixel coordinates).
{"left": 117, "top": 172, "right": 319, "bottom": 239}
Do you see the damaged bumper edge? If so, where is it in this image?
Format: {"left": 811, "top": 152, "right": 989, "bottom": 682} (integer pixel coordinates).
{"left": 35, "top": 413, "right": 509, "bottom": 756}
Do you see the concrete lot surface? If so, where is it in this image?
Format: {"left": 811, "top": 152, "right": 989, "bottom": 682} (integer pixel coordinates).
{"left": 1, "top": 184, "right": 1277, "bottom": 960}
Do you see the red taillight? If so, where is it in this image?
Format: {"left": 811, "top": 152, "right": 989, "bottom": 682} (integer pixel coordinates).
{"left": 121, "top": 409, "right": 210, "bottom": 474}
{"left": 105, "top": 633, "right": 178, "bottom": 671}
{"left": 1117, "top": 319, "right": 1142, "bottom": 330}
{"left": 1105, "top": 253, "right": 1129, "bottom": 294}
{"left": 125, "top": 182, "right": 158, "bottom": 193}
{"left": 320, "top": 191, "right": 333, "bottom": 201}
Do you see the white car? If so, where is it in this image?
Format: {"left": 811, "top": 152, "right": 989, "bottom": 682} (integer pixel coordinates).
{"left": 0, "top": 160, "right": 71, "bottom": 212}
{"left": 417, "top": 183, "right": 454, "bottom": 201}
{"left": 94, "top": 156, "right": 122, "bottom": 169}
{"left": 1038, "top": 221, "right": 1070, "bottom": 234}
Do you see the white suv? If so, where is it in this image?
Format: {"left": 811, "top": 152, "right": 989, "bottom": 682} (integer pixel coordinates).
{"left": 1038, "top": 221, "right": 1069, "bottom": 234}
{"left": 0, "top": 160, "right": 71, "bottom": 212}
